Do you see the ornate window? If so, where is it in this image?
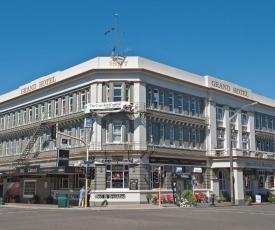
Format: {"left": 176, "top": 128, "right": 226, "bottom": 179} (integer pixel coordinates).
{"left": 106, "top": 164, "right": 129, "bottom": 189}
{"left": 113, "top": 121, "right": 122, "bottom": 143}
{"left": 114, "top": 83, "right": 122, "bottom": 102}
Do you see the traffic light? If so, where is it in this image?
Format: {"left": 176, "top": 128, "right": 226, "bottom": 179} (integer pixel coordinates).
{"left": 80, "top": 166, "right": 85, "bottom": 177}
{"left": 87, "top": 167, "right": 95, "bottom": 180}
{"left": 51, "top": 124, "right": 57, "bottom": 139}
{"left": 153, "top": 171, "right": 158, "bottom": 183}
{"left": 90, "top": 167, "right": 95, "bottom": 180}
{"left": 162, "top": 171, "right": 166, "bottom": 178}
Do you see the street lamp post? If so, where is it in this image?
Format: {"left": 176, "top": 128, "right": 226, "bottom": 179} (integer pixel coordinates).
{"left": 228, "top": 101, "right": 258, "bottom": 205}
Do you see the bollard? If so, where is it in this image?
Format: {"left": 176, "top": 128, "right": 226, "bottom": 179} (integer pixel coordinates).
{"left": 210, "top": 194, "right": 216, "bottom": 207}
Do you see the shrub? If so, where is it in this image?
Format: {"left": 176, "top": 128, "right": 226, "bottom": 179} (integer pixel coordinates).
{"left": 268, "top": 194, "right": 275, "bottom": 203}
{"left": 43, "top": 195, "right": 53, "bottom": 204}
{"left": 182, "top": 190, "right": 197, "bottom": 207}
{"left": 11, "top": 195, "right": 20, "bottom": 203}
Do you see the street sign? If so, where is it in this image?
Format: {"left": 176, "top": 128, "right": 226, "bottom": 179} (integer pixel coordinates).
{"left": 84, "top": 118, "right": 93, "bottom": 128}
{"left": 83, "top": 161, "right": 93, "bottom": 165}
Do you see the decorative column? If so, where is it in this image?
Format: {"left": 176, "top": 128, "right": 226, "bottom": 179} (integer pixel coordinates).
{"left": 233, "top": 168, "right": 245, "bottom": 205}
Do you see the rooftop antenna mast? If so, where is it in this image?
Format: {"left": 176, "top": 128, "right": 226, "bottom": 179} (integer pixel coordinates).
{"left": 115, "top": 13, "right": 118, "bottom": 58}
{"left": 104, "top": 14, "right": 126, "bottom": 65}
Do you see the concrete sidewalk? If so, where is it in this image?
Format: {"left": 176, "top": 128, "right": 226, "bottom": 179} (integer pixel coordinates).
{"left": 2, "top": 202, "right": 175, "bottom": 210}
{"left": 2, "top": 201, "right": 270, "bottom": 210}
{"left": 1, "top": 201, "right": 236, "bottom": 210}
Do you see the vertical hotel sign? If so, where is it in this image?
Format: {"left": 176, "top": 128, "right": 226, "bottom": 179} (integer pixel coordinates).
{"left": 20, "top": 76, "right": 57, "bottom": 95}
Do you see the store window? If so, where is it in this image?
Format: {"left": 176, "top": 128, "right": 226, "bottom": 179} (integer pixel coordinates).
{"left": 258, "top": 171, "right": 265, "bottom": 188}
{"left": 75, "top": 174, "right": 85, "bottom": 189}
{"left": 244, "top": 176, "right": 251, "bottom": 191}
{"left": 270, "top": 175, "right": 274, "bottom": 188}
{"left": 218, "top": 171, "right": 226, "bottom": 191}
{"left": 59, "top": 175, "right": 69, "bottom": 189}
{"left": 23, "top": 180, "right": 36, "bottom": 198}
{"left": 106, "top": 164, "right": 129, "bottom": 189}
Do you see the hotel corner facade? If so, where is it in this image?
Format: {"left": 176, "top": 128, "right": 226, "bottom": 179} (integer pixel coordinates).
{"left": 0, "top": 56, "right": 274, "bottom": 205}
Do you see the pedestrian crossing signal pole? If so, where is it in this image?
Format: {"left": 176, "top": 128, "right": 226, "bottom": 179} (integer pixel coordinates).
{"left": 158, "top": 166, "right": 161, "bottom": 208}
{"left": 55, "top": 123, "right": 90, "bottom": 208}
{"left": 85, "top": 143, "right": 89, "bottom": 208}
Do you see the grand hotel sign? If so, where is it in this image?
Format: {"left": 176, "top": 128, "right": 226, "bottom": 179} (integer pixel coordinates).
{"left": 20, "top": 76, "right": 57, "bottom": 95}
{"left": 207, "top": 76, "right": 252, "bottom": 99}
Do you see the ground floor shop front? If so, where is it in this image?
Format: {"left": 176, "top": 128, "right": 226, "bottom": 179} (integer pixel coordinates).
{"left": 211, "top": 157, "right": 275, "bottom": 205}
{"left": 1, "top": 154, "right": 274, "bottom": 206}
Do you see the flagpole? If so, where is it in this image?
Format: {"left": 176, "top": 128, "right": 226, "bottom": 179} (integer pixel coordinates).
{"left": 115, "top": 14, "right": 118, "bottom": 57}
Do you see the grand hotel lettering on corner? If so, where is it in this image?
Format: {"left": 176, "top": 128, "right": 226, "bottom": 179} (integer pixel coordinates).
{"left": 211, "top": 80, "right": 250, "bottom": 98}
{"left": 20, "top": 76, "right": 56, "bottom": 95}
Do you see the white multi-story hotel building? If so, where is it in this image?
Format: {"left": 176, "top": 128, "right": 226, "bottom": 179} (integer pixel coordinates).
{"left": 0, "top": 56, "right": 274, "bottom": 205}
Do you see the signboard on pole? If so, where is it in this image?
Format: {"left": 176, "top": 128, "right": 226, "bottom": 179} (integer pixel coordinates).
{"left": 84, "top": 118, "right": 93, "bottom": 128}
{"left": 56, "top": 149, "right": 69, "bottom": 167}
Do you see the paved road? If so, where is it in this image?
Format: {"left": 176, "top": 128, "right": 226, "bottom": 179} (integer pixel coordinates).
{"left": 1, "top": 205, "right": 274, "bottom": 230}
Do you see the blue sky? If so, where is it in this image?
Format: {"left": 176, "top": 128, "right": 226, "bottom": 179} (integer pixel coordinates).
{"left": 1, "top": 1, "right": 275, "bottom": 99}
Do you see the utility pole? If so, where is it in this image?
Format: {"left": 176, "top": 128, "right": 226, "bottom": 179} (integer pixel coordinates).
{"left": 56, "top": 124, "right": 90, "bottom": 208}
{"left": 158, "top": 166, "right": 161, "bottom": 208}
